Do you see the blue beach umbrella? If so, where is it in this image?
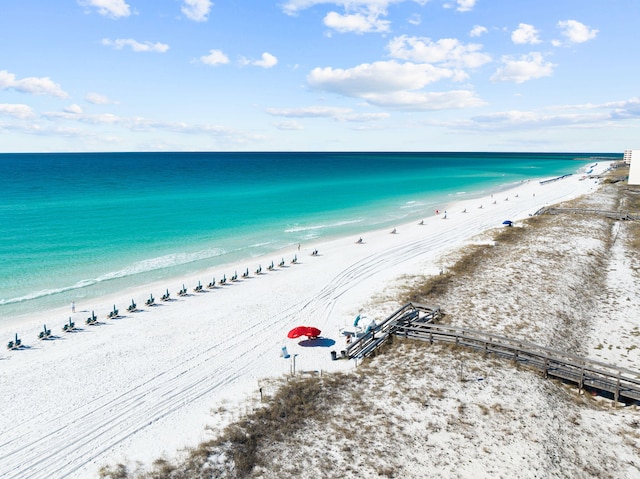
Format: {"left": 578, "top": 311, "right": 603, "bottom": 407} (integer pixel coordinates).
{"left": 502, "top": 220, "right": 513, "bottom": 226}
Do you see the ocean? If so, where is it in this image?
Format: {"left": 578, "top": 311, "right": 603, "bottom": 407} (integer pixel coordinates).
{"left": 0, "top": 151, "right": 618, "bottom": 321}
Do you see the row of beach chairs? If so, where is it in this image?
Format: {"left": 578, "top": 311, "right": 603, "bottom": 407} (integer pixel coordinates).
{"left": 7, "top": 254, "right": 312, "bottom": 351}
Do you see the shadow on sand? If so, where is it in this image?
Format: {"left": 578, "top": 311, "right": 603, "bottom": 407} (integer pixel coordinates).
{"left": 298, "top": 337, "right": 336, "bottom": 348}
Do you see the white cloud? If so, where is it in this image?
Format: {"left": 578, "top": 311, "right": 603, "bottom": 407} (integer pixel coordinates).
{"left": 200, "top": 49, "right": 230, "bottom": 65}
{"left": 79, "top": 0, "right": 131, "bottom": 18}
{"left": 181, "top": 0, "right": 213, "bottom": 22}
{"left": 64, "top": 104, "right": 83, "bottom": 114}
{"left": 273, "top": 120, "right": 304, "bottom": 130}
{"left": 387, "top": 35, "right": 491, "bottom": 69}
{"left": 266, "top": 106, "right": 355, "bottom": 118}
{"left": 324, "top": 11, "right": 390, "bottom": 33}
{"left": 253, "top": 52, "right": 278, "bottom": 68}
{"left": 307, "top": 60, "right": 485, "bottom": 110}
{"left": 0, "top": 70, "right": 68, "bottom": 98}
{"left": 44, "top": 110, "right": 123, "bottom": 124}
{"left": 341, "top": 112, "right": 390, "bottom": 121}
{"left": 281, "top": 0, "right": 428, "bottom": 33}
{"left": 102, "top": 38, "right": 169, "bottom": 52}
{"left": 240, "top": 52, "right": 278, "bottom": 68}
{"left": 0, "top": 103, "right": 34, "bottom": 119}
{"left": 408, "top": 13, "right": 421, "bottom": 26}
{"left": 85, "top": 92, "right": 117, "bottom": 104}
{"left": 362, "top": 90, "right": 485, "bottom": 110}
{"left": 454, "top": 0, "right": 476, "bottom": 12}
{"left": 465, "top": 109, "right": 611, "bottom": 131}
{"left": 266, "top": 105, "right": 390, "bottom": 121}
{"left": 308, "top": 61, "right": 454, "bottom": 96}
{"left": 511, "top": 23, "right": 541, "bottom": 45}
{"left": 609, "top": 97, "right": 640, "bottom": 119}
{"left": 200, "top": 50, "right": 229, "bottom": 66}
{"left": 281, "top": 0, "right": 428, "bottom": 15}
{"left": 469, "top": 25, "right": 487, "bottom": 37}
{"left": 556, "top": 20, "right": 598, "bottom": 45}
{"left": 491, "top": 52, "right": 555, "bottom": 83}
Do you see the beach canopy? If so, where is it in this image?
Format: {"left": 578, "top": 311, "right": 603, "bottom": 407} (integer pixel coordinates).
{"left": 287, "top": 326, "right": 321, "bottom": 339}
{"left": 502, "top": 220, "right": 513, "bottom": 226}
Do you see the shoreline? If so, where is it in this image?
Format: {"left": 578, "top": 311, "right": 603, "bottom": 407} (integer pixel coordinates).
{"left": 0, "top": 162, "right": 612, "bottom": 479}
{"left": 0, "top": 160, "right": 594, "bottom": 322}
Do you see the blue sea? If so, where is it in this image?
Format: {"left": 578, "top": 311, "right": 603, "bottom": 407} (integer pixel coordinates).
{"left": 0, "top": 152, "right": 619, "bottom": 321}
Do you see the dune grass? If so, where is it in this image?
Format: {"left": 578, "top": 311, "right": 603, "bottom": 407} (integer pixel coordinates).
{"left": 100, "top": 166, "right": 640, "bottom": 479}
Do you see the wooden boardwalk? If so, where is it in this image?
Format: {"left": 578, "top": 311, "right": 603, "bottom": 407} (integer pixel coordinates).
{"left": 344, "top": 303, "right": 441, "bottom": 360}
{"left": 345, "top": 303, "right": 640, "bottom": 404}
{"left": 535, "top": 207, "right": 638, "bottom": 221}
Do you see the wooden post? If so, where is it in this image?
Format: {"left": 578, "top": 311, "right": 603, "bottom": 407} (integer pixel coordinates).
{"left": 544, "top": 357, "right": 548, "bottom": 378}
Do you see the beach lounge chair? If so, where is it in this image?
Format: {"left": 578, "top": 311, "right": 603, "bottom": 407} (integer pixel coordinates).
{"left": 86, "top": 311, "right": 98, "bottom": 325}
{"left": 63, "top": 318, "right": 76, "bottom": 332}
{"left": 242, "top": 268, "right": 249, "bottom": 278}
{"left": 107, "top": 304, "right": 119, "bottom": 318}
{"left": 255, "top": 265, "right": 262, "bottom": 275}
{"left": 145, "top": 294, "right": 155, "bottom": 306}
{"left": 178, "top": 284, "right": 188, "bottom": 296}
{"left": 279, "top": 258, "right": 285, "bottom": 267}
{"left": 219, "top": 275, "right": 227, "bottom": 285}
{"left": 231, "top": 272, "right": 238, "bottom": 282}
{"left": 291, "top": 255, "right": 297, "bottom": 264}
{"left": 267, "top": 262, "right": 274, "bottom": 271}
{"left": 194, "top": 281, "right": 203, "bottom": 292}
{"left": 38, "top": 324, "right": 52, "bottom": 340}
{"left": 127, "top": 299, "right": 137, "bottom": 312}
{"left": 207, "top": 277, "right": 216, "bottom": 289}
{"left": 7, "top": 333, "right": 21, "bottom": 350}
{"left": 161, "top": 289, "right": 170, "bottom": 301}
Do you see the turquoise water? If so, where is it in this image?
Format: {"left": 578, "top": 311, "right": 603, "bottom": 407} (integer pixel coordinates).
{"left": 0, "top": 152, "right": 618, "bottom": 320}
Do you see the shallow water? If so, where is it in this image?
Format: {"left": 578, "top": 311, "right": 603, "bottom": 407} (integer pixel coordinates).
{"left": 0, "top": 151, "right": 616, "bottom": 320}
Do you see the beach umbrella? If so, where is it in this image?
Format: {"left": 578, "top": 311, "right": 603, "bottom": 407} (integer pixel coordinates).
{"left": 287, "top": 326, "right": 322, "bottom": 339}
{"left": 305, "top": 327, "right": 321, "bottom": 338}
{"left": 502, "top": 220, "right": 513, "bottom": 226}
{"left": 287, "top": 326, "right": 310, "bottom": 339}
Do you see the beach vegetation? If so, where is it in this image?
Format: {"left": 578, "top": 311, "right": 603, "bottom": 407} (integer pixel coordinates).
{"left": 99, "top": 173, "right": 640, "bottom": 479}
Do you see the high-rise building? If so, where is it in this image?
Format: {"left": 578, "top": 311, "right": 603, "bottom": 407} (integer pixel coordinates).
{"left": 627, "top": 150, "right": 640, "bottom": 185}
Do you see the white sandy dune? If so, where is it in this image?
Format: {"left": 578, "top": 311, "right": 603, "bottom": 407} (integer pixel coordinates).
{"left": 0, "top": 163, "right": 611, "bottom": 479}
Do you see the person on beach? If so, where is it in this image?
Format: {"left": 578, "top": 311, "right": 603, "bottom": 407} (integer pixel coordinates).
{"left": 71, "top": 301, "right": 75, "bottom": 313}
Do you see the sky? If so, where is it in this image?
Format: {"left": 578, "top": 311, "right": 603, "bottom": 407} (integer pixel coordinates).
{"left": 0, "top": 0, "right": 638, "bottom": 153}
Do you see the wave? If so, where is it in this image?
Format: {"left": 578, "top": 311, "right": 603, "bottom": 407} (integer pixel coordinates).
{"left": 284, "top": 218, "right": 363, "bottom": 234}
{"left": 0, "top": 248, "right": 227, "bottom": 306}
{"left": 400, "top": 201, "right": 425, "bottom": 210}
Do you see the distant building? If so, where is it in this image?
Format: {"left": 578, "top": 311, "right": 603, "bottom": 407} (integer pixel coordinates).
{"left": 628, "top": 150, "right": 640, "bottom": 185}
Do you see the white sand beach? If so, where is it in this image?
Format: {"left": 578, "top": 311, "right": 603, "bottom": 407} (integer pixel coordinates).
{"left": 0, "top": 163, "right": 615, "bottom": 478}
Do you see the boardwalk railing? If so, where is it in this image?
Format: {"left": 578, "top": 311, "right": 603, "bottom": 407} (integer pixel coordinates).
{"left": 395, "top": 322, "right": 640, "bottom": 404}
{"left": 344, "top": 303, "right": 441, "bottom": 360}
{"left": 535, "top": 207, "right": 638, "bottom": 221}
{"left": 345, "top": 303, "right": 640, "bottom": 404}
